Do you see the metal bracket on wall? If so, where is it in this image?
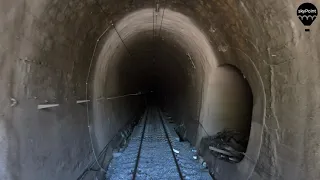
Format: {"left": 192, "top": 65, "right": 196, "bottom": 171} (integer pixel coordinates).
{"left": 156, "top": 2, "right": 160, "bottom": 12}
{"left": 37, "top": 104, "right": 59, "bottom": 110}
{"left": 10, "top": 98, "right": 17, "bottom": 107}
{"left": 76, "top": 100, "right": 90, "bottom": 104}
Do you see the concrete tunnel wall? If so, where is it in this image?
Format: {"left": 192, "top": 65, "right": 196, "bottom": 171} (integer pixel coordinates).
{"left": 0, "top": 0, "right": 320, "bottom": 180}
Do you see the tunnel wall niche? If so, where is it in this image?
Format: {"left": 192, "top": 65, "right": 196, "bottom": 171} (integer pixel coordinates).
{"left": 197, "top": 63, "right": 260, "bottom": 180}
{"left": 200, "top": 65, "right": 253, "bottom": 136}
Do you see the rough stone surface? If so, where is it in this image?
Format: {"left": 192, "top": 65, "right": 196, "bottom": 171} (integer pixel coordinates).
{"left": 0, "top": 0, "right": 319, "bottom": 180}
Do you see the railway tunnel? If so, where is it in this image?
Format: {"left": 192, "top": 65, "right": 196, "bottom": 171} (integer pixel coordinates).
{"left": 0, "top": 0, "right": 320, "bottom": 180}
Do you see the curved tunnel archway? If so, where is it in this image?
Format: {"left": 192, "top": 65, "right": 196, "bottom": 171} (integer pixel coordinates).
{"left": 92, "top": 8, "right": 213, "bottom": 151}
{"left": 90, "top": 9, "right": 263, "bottom": 179}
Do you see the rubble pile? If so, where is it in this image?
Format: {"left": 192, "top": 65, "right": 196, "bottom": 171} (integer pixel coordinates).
{"left": 206, "top": 130, "right": 249, "bottom": 163}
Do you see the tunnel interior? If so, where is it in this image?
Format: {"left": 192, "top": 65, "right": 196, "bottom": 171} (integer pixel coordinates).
{"left": 2, "top": 0, "right": 319, "bottom": 180}
{"left": 91, "top": 8, "right": 255, "bottom": 157}
{"left": 104, "top": 30, "right": 254, "bottom": 134}
{"left": 94, "top": 27, "right": 254, "bottom": 180}
{"left": 90, "top": 9, "right": 255, "bottom": 179}
{"left": 107, "top": 31, "right": 201, "bottom": 121}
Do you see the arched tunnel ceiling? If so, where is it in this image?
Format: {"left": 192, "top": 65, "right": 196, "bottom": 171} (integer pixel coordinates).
{"left": 0, "top": 0, "right": 320, "bottom": 180}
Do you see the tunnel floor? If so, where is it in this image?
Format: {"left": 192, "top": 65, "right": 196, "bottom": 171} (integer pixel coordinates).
{"left": 106, "top": 107, "right": 211, "bottom": 180}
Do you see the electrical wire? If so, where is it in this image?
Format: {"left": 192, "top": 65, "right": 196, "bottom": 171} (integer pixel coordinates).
{"left": 82, "top": 0, "right": 138, "bottom": 177}
{"left": 85, "top": 25, "right": 110, "bottom": 174}
{"left": 158, "top": 0, "right": 167, "bottom": 36}
{"left": 82, "top": 0, "right": 136, "bottom": 176}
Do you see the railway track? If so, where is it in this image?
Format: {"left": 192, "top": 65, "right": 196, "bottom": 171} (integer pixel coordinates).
{"left": 106, "top": 107, "right": 211, "bottom": 180}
